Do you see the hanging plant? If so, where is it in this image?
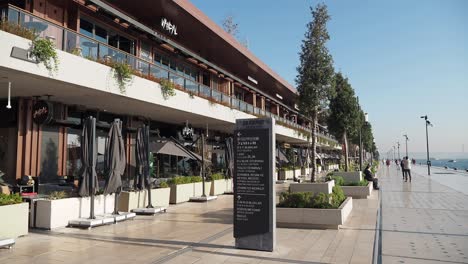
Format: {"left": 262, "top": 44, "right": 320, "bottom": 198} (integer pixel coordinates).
{"left": 158, "top": 78, "right": 176, "bottom": 99}
{"left": 111, "top": 61, "right": 133, "bottom": 94}
{"left": 31, "top": 37, "right": 59, "bottom": 72}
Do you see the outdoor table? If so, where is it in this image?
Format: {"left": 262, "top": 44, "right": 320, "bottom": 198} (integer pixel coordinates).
{"left": 82, "top": 41, "right": 98, "bottom": 57}
{"left": 23, "top": 21, "right": 48, "bottom": 33}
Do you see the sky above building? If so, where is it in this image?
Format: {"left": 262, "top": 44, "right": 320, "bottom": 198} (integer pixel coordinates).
{"left": 191, "top": 0, "right": 468, "bottom": 157}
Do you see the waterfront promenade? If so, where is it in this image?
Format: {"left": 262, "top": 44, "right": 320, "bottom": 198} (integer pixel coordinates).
{"left": 380, "top": 165, "right": 468, "bottom": 263}
{"left": 2, "top": 166, "right": 468, "bottom": 263}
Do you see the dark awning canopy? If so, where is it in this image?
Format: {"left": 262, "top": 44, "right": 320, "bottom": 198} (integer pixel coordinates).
{"left": 149, "top": 140, "right": 203, "bottom": 161}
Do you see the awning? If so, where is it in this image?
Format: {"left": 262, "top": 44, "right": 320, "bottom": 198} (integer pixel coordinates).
{"left": 149, "top": 140, "right": 203, "bottom": 161}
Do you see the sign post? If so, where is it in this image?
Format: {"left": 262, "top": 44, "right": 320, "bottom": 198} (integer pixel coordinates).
{"left": 234, "top": 118, "right": 275, "bottom": 252}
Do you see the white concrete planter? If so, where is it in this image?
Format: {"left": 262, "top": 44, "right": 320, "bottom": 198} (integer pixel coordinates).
{"left": 301, "top": 167, "right": 311, "bottom": 176}
{"left": 118, "top": 191, "right": 147, "bottom": 212}
{"left": 194, "top": 181, "right": 212, "bottom": 197}
{"left": 333, "top": 171, "right": 362, "bottom": 183}
{"left": 169, "top": 183, "right": 194, "bottom": 204}
{"left": 289, "top": 180, "right": 335, "bottom": 194}
{"left": 225, "top": 178, "right": 233, "bottom": 193}
{"left": 34, "top": 195, "right": 115, "bottom": 230}
{"left": 277, "top": 197, "right": 353, "bottom": 229}
{"left": 341, "top": 183, "right": 372, "bottom": 199}
{"left": 278, "top": 170, "right": 295, "bottom": 180}
{"left": 0, "top": 203, "right": 28, "bottom": 237}
{"left": 210, "top": 179, "right": 226, "bottom": 195}
{"left": 118, "top": 188, "right": 170, "bottom": 212}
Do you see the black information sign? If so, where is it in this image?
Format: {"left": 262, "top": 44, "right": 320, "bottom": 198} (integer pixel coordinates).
{"left": 233, "top": 118, "right": 274, "bottom": 242}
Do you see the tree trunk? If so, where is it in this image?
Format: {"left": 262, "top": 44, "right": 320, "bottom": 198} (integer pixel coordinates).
{"left": 343, "top": 131, "right": 349, "bottom": 172}
{"left": 311, "top": 110, "right": 317, "bottom": 182}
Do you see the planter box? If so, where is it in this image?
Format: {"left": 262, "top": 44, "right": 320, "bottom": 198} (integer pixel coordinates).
{"left": 0, "top": 203, "right": 28, "bottom": 237}
{"left": 277, "top": 197, "right": 353, "bottom": 229}
{"left": 301, "top": 168, "right": 310, "bottom": 176}
{"left": 341, "top": 183, "right": 372, "bottom": 199}
{"left": 333, "top": 171, "right": 362, "bottom": 183}
{"left": 289, "top": 180, "right": 335, "bottom": 194}
{"left": 118, "top": 191, "right": 147, "bottom": 212}
{"left": 210, "top": 179, "right": 226, "bottom": 195}
{"left": 194, "top": 181, "right": 212, "bottom": 197}
{"left": 118, "top": 188, "right": 170, "bottom": 212}
{"left": 169, "top": 183, "right": 194, "bottom": 204}
{"left": 34, "top": 195, "right": 115, "bottom": 230}
{"left": 225, "top": 178, "right": 233, "bottom": 193}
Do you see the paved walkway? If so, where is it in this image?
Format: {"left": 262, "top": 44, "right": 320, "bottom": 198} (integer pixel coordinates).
{"left": 1, "top": 184, "right": 379, "bottom": 264}
{"left": 379, "top": 164, "right": 468, "bottom": 263}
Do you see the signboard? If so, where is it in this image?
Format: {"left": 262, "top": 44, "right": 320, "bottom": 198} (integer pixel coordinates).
{"left": 32, "top": 100, "right": 53, "bottom": 125}
{"left": 234, "top": 118, "right": 275, "bottom": 252}
{"left": 161, "top": 18, "right": 178, "bottom": 36}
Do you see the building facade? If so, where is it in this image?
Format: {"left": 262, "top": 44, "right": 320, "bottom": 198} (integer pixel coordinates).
{"left": 0, "top": 0, "right": 341, "bottom": 188}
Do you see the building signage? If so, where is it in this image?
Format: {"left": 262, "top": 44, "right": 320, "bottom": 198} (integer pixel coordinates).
{"left": 32, "top": 100, "right": 53, "bottom": 125}
{"left": 161, "top": 18, "right": 178, "bottom": 36}
{"left": 234, "top": 118, "right": 275, "bottom": 252}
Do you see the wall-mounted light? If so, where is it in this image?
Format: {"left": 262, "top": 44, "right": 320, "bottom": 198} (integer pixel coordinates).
{"left": 276, "top": 93, "right": 283, "bottom": 100}
{"left": 7, "top": 82, "right": 11, "bottom": 109}
{"left": 247, "top": 76, "right": 258, "bottom": 85}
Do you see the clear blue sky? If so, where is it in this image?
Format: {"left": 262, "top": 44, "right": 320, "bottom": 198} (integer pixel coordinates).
{"left": 191, "top": 0, "right": 468, "bottom": 157}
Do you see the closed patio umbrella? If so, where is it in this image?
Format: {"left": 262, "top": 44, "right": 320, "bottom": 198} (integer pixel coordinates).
{"left": 104, "top": 119, "right": 126, "bottom": 195}
{"left": 135, "top": 125, "right": 153, "bottom": 208}
{"left": 103, "top": 119, "right": 126, "bottom": 214}
{"left": 78, "top": 116, "right": 98, "bottom": 219}
{"left": 225, "top": 137, "right": 234, "bottom": 179}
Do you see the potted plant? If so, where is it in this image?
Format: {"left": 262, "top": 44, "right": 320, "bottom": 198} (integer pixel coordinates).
{"left": 331, "top": 176, "right": 372, "bottom": 199}
{"left": 0, "top": 193, "right": 28, "bottom": 237}
{"left": 276, "top": 186, "right": 353, "bottom": 229}
{"left": 34, "top": 190, "right": 115, "bottom": 230}
{"left": 209, "top": 173, "right": 226, "bottom": 195}
{"left": 167, "top": 176, "right": 196, "bottom": 204}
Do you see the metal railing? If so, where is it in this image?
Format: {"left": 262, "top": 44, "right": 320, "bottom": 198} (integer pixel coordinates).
{"left": 2, "top": 5, "right": 338, "bottom": 144}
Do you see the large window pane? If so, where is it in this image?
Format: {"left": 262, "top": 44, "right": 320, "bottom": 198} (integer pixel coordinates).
{"left": 66, "top": 128, "right": 81, "bottom": 178}
{"left": 79, "top": 18, "right": 93, "bottom": 38}
{"left": 40, "top": 126, "right": 60, "bottom": 183}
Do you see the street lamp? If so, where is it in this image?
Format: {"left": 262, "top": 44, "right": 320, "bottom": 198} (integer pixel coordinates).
{"left": 403, "top": 134, "right": 409, "bottom": 158}
{"left": 393, "top": 145, "right": 396, "bottom": 161}
{"left": 397, "top": 141, "right": 401, "bottom": 160}
{"left": 420, "top": 115, "right": 433, "bottom": 175}
{"left": 359, "top": 113, "right": 368, "bottom": 171}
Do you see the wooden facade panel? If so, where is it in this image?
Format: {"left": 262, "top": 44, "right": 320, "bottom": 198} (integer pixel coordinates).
{"left": 23, "top": 100, "right": 32, "bottom": 176}
{"left": 15, "top": 98, "right": 24, "bottom": 179}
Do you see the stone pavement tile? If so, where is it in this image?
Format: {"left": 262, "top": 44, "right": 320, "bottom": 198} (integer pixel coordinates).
{"left": 383, "top": 255, "right": 456, "bottom": 264}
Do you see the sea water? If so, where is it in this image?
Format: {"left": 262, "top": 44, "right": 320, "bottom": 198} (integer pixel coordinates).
{"left": 416, "top": 159, "right": 468, "bottom": 171}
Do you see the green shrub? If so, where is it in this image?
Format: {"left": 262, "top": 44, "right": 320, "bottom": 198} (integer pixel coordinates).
{"left": 331, "top": 186, "right": 346, "bottom": 208}
{"left": 343, "top": 180, "right": 368, "bottom": 186}
{"left": 31, "top": 37, "right": 59, "bottom": 72}
{"left": 159, "top": 181, "right": 169, "bottom": 188}
{"left": 0, "top": 19, "right": 36, "bottom": 40}
{"left": 311, "top": 192, "right": 333, "bottom": 208}
{"left": 331, "top": 176, "right": 344, "bottom": 186}
{"left": 0, "top": 193, "right": 22, "bottom": 206}
{"left": 48, "top": 191, "right": 68, "bottom": 200}
{"left": 111, "top": 61, "right": 133, "bottom": 94}
{"left": 190, "top": 176, "right": 203, "bottom": 183}
{"left": 167, "top": 176, "right": 189, "bottom": 185}
{"left": 209, "top": 173, "right": 225, "bottom": 181}
{"left": 278, "top": 192, "right": 313, "bottom": 208}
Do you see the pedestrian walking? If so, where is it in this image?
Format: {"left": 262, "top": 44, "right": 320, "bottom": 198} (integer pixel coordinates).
{"left": 400, "top": 159, "right": 405, "bottom": 179}
{"left": 403, "top": 156, "right": 412, "bottom": 182}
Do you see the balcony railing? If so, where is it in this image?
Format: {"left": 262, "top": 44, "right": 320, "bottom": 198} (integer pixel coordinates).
{"left": 1, "top": 5, "right": 338, "bottom": 144}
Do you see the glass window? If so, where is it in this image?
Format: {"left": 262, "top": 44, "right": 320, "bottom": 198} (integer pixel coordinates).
{"left": 96, "top": 129, "right": 108, "bottom": 180}
{"left": 66, "top": 128, "right": 81, "bottom": 178}
{"left": 140, "top": 42, "right": 151, "bottom": 61}
{"left": 79, "top": 18, "right": 93, "bottom": 38}
{"left": 94, "top": 24, "right": 107, "bottom": 43}
{"left": 154, "top": 52, "right": 162, "bottom": 65}
{"left": 119, "top": 35, "right": 134, "bottom": 54}
{"left": 40, "top": 126, "right": 60, "bottom": 183}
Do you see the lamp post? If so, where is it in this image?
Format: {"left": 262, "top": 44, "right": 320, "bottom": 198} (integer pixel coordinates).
{"left": 359, "top": 113, "right": 368, "bottom": 171}
{"left": 397, "top": 141, "right": 401, "bottom": 160}
{"left": 393, "top": 145, "right": 396, "bottom": 162}
{"left": 421, "top": 115, "right": 432, "bottom": 175}
{"left": 403, "top": 134, "right": 409, "bottom": 158}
